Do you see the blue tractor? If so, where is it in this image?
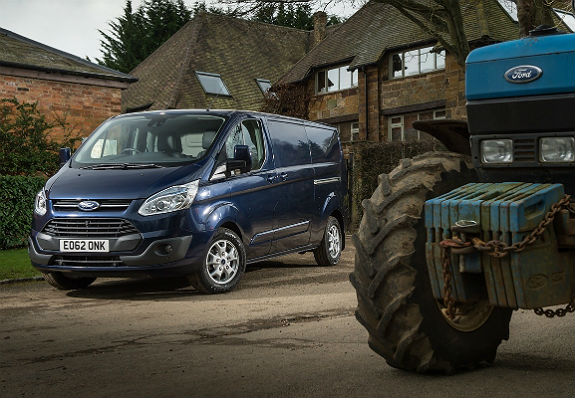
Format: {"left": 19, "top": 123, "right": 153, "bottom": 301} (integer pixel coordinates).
{"left": 351, "top": 26, "right": 574, "bottom": 373}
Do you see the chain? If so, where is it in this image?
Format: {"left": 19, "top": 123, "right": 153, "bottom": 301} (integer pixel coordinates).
{"left": 438, "top": 194, "right": 574, "bottom": 320}
{"left": 534, "top": 302, "right": 575, "bottom": 318}
{"left": 441, "top": 246, "right": 457, "bottom": 319}
{"left": 473, "top": 194, "right": 572, "bottom": 258}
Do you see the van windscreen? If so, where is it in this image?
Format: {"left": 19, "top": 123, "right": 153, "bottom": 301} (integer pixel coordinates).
{"left": 72, "top": 113, "right": 226, "bottom": 168}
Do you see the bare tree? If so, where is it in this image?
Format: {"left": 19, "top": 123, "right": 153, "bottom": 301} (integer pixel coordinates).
{"left": 222, "top": 0, "right": 572, "bottom": 66}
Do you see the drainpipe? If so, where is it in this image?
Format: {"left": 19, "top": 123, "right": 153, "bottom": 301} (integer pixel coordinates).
{"left": 364, "top": 67, "right": 369, "bottom": 141}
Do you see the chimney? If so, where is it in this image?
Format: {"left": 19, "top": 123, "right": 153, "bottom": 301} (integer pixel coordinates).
{"left": 313, "top": 11, "right": 327, "bottom": 45}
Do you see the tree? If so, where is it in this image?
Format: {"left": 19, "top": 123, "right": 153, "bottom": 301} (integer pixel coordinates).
{"left": 97, "top": 0, "right": 191, "bottom": 73}
{"left": 223, "top": 0, "right": 572, "bottom": 66}
{"left": 252, "top": 3, "right": 342, "bottom": 30}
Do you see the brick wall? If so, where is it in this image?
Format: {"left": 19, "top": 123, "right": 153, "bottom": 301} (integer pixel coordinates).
{"left": 0, "top": 74, "right": 123, "bottom": 142}
{"left": 307, "top": 79, "right": 359, "bottom": 121}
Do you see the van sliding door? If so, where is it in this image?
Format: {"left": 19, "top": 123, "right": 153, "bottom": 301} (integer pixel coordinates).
{"left": 266, "top": 120, "right": 314, "bottom": 254}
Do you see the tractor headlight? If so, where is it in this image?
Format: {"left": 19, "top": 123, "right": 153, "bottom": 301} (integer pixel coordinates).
{"left": 138, "top": 180, "right": 199, "bottom": 216}
{"left": 481, "top": 139, "right": 513, "bottom": 164}
{"left": 539, "top": 137, "right": 574, "bottom": 163}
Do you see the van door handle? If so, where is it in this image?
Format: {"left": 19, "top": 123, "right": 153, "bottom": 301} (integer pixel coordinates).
{"left": 280, "top": 172, "right": 288, "bottom": 181}
{"left": 267, "top": 174, "right": 276, "bottom": 183}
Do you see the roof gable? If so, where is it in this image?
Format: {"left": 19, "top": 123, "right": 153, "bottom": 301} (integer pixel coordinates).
{"left": 123, "top": 13, "right": 312, "bottom": 111}
{"left": 0, "top": 27, "right": 135, "bottom": 82}
{"left": 281, "top": 0, "right": 520, "bottom": 84}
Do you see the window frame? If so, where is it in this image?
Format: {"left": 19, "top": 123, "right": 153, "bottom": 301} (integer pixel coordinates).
{"left": 390, "top": 46, "right": 446, "bottom": 79}
{"left": 255, "top": 78, "right": 272, "bottom": 94}
{"left": 315, "top": 64, "right": 358, "bottom": 94}
{"left": 195, "top": 71, "right": 231, "bottom": 96}
{"left": 387, "top": 109, "right": 447, "bottom": 142}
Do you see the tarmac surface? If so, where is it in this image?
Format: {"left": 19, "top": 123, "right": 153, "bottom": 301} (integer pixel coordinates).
{"left": 1, "top": 240, "right": 573, "bottom": 397}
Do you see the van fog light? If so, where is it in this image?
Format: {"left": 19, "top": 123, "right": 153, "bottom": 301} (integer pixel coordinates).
{"left": 481, "top": 139, "right": 513, "bottom": 163}
{"left": 540, "top": 137, "right": 574, "bottom": 162}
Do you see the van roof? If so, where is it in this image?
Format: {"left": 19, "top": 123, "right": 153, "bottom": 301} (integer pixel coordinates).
{"left": 117, "top": 109, "right": 336, "bottom": 129}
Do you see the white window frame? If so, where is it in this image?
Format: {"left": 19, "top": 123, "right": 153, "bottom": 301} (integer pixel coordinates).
{"left": 388, "top": 115, "right": 405, "bottom": 141}
{"left": 497, "top": 0, "right": 519, "bottom": 22}
{"left": 316, "top": 65, "right": 358, "bottom": 94}
{"left": 350, "top": 121, "right": 359, "bottom": 142}
{"left": 388, "top": 109, "right": 447, "bottom": 142}
{"left": 390, "top": 47, "right": 446, "bottom": 79}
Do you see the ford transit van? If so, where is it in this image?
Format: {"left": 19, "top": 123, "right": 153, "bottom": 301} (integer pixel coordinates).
{"left": 29, "top": 110, "right": 347, "bottom": 293}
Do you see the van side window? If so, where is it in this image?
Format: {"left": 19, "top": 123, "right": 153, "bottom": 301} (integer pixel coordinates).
{"left": 267, "top": 120, "right": 311, "bottom": 167}
{"left": 222, "top": 119, "right": 266, "bottom": 171}
{"left": 305, "top": 126, "right": 340, "bottom": 163}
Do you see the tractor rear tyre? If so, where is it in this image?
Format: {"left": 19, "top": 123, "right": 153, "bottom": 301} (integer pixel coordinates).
{"left": 350, "top": 152, "right": 512, "bottom": 374}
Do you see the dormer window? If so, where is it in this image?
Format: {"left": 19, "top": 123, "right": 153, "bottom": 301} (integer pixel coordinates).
{"left": 390, "top": 46, "right": 445, "bottom": 79}
{"left": 316, "top": 65, "right": 358, "bottom": 94}
{"left": 255, "top": 78, "right": 272, "bottom": 94}
{"left": 195, "top": 71, "right": 231, "bottom": 96}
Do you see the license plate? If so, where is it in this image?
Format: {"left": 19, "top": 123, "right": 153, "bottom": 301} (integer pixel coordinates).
{"left": 60, "top": 239, "right": 109, "bottom": 253}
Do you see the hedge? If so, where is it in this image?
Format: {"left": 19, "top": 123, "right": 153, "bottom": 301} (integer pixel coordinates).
{"left": 0, "top": 175, "right": 47, "bottom": 249}
{"left": 347, "top": 140, "right": 441, "bottom": 231}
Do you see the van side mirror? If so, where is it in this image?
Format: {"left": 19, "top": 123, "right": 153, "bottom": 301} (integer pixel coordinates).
{"left": 59, "top": 147, "right": 71, "bottom": 166}
{"left": 226, "top": 145, "right": 251, "bottom": 174}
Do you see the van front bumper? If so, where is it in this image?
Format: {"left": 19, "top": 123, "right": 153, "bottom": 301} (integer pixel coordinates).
{"left": 28, "top": 232, "right": 211, "bottom": 278}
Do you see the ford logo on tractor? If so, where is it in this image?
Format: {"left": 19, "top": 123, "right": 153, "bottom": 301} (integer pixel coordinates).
{"left": 78, "top": 200, "right": 100, "bottom": 211}
{"left": 504, "top": 65, "right": 542, "bottom": 83}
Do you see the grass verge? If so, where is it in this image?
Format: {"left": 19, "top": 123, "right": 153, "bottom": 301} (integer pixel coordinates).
{"left": 0, "top": 247, "right": 40, "bottom": 281}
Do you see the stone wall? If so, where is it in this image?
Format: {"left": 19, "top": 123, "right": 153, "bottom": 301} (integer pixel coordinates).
{"left": 0, "top": 72, "right": 124, "bottom": 142}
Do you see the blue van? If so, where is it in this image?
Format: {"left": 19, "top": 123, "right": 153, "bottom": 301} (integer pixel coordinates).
{"left": 29, "top": 110, "right": 347, "bottom": 293}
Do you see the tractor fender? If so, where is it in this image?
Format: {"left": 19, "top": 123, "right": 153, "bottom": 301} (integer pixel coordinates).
{"left": 412, "top": 119, "right": 471, "bottom": 155}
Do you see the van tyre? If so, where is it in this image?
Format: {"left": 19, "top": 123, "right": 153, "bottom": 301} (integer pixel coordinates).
{"left": 42, "top": 272, "right": 96, "bottom": 290}
{"left": 192, "top": 228, "right": 246, "bottom": 294}
{"left": 314, "top": 216, "right": 342, "bottom": 266}
{"left": 350, "top": 152, "right": 512, "bottom": 374}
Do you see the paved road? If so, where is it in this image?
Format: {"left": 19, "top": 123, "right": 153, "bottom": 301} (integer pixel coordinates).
{"left": 1, "top": 241, "right": 573, "bottom": 397}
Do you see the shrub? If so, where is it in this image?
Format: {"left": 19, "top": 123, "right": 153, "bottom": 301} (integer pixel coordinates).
{"left": 347, "top": 140, "right": 439, "bottom": 231}
{"left": 0, "top": 97, "right": 79, "bottom": 176}
{"left": 0, "top": 175, "right": 46, "bottom": 249}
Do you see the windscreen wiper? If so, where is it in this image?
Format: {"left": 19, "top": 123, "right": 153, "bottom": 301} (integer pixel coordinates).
{"left": 80, "top": 163, "right": 164, "bottom": 170}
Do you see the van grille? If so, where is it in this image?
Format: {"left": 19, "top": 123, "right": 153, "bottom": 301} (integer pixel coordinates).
{"left": 51, "top": 255, "right": 124, "bottom": 267}
{"left": 43, "top": 218, "right": 139, "bottom": 238}
{"left": 53, "top": 199, "right": 132, "bottom": 212}
{"left": 513, "top": 138, "right": 536, "bottom": 162}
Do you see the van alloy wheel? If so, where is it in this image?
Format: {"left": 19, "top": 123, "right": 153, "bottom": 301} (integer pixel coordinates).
{"left": 205, "top": 239, "right": 239, "bottom": 285}
{"left": 191, "top": 228, "right": 246, "bottom": 294}
{"left": 314, "top": 216, "right": 342, "bottom": 266}
{"left": 328, "top": 224, "right": 341, "bottom": 259}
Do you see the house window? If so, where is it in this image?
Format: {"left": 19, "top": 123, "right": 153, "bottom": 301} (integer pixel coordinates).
{"left": 255, "top": 78, "right": 272, "bottom": 94}
{"left": 195, "top": 71, "right": 231, "bottom": 96}
{"left": 316, "top": 65, "right": 358, "bottom": 94}
{"left": 350, "top": 122, "right": 359, "bottom": 141}
{"left": 388, "top": 116, "right": 404, "bottom": 142}
{"left": 388, "top": 109, "right": 446, "bottom": 142}
{"left": 391, "top": 47, "right": 445, "bottom": 79}
{"left": 497, "top": 0, "right": 518, "bottom": 22}
{"left": 336, "top": 120, "right": 359, "bottom": 142}
{"left": 554, "top": 9, "right": 575, "bottom": 32}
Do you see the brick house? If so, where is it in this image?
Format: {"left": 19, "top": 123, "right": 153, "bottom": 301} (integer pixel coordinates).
{"left": 280, "top": 0, "right": 573, "bottom": 146}
{"left": 0, "top": 28, "right": 136, "bottom": 141}
{"left": 122, "top": 12, "right": 331, "bottom": 113}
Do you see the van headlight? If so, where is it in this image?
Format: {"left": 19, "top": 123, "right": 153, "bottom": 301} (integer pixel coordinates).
{"left": 540, "top": 137, "right": 574, "bottom": 163}
{"left": 481, "top": 139, "right": 513, "bottom": 163}
{"left": 138, "top": 180, "right": 199, "bottom": 216}
{"left": 34, "top": 189, "right": 47, "bottom": 216}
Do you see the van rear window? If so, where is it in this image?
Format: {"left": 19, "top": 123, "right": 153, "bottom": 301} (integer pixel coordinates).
{"left": 306, "top": 126, "right": 340, "bottom": 163}
{"left": 267, "top": 120, "right": 311, "bottom": 167}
